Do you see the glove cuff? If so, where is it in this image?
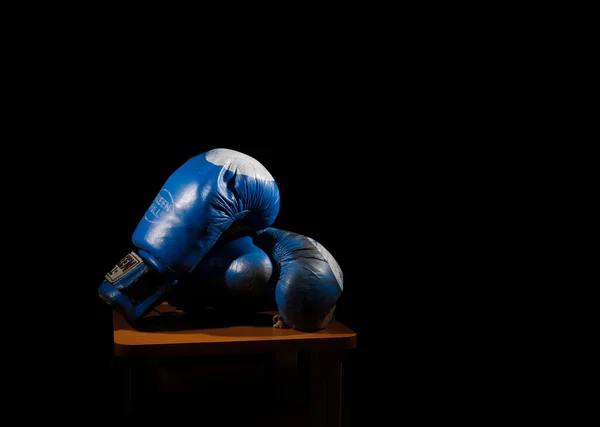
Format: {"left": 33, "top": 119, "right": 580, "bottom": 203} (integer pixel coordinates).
{"left": 98, "top": 251, "right": 177, "bottom": 321}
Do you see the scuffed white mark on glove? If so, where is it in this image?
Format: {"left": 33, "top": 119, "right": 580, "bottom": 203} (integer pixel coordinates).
{"left": 308, "top": 237, "right": 344, "bottom": 291}
{"left": 206, "top": 148, "right": 275, "bottom": 181}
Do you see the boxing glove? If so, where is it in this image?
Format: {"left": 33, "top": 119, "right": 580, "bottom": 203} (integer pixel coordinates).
{"left": 167, "top": 227, "right": 343, "bottom": 332}
{"left": 98, "top": 148, "right": 281, "bottom": 321}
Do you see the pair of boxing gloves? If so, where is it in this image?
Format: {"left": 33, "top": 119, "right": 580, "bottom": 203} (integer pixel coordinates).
{"left": 98, "top": 148, "right": 343, "bottom": 332}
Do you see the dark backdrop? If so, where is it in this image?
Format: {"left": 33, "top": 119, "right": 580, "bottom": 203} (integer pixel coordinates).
{"left": 9, "top": 17, "right": 519, "bottom": 424}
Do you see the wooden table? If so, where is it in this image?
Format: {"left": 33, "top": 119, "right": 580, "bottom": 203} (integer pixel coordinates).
{"left": 112, "top": 302, "right": 357, "bottom": 426}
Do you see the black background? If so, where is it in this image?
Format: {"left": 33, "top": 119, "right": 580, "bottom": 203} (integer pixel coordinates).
{"left": 22, "top": 68, "right": 508, "bottom": 422}
{"left": 0, "top": 3, "right": 561, "bottom": 420}
{"left": 4, "top": 8, "right": 562, "bottom": 421}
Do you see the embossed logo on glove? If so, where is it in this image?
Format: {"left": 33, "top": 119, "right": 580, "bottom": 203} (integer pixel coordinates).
{"left": 144, "top": 189, "right": 175, "bottom": 223}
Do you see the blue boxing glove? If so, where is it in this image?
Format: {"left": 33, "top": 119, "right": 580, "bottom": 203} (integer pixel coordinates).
{"left": 256, "top": 228, "right": 343, "bottom": 331}
{"left": 98, "top": 148, "right": 281, "bottom": 321}
{"left": 168, "top": 227, "right": 343, "bottom": 332}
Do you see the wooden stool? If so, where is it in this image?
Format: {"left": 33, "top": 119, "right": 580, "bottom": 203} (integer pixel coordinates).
{"left": 112, "top": 302, "right": 357, "bottom": 426}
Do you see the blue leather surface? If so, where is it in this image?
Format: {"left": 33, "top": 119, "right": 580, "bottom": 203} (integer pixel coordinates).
{"left": 98, "top": 148, "right": 280, "bottom": 321}
{"left": 133, "top": 149, "right": 280, "bottom": 271}
{"left": 169, "top": 227, "right": 343, "bottom": 331}
{"left": 255, "top": 228, "right": 343, "bottom": 331}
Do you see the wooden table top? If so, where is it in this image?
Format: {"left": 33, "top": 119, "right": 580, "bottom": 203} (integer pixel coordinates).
{"left": 113, "top": 303, "right": 357, "bottom": 358}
